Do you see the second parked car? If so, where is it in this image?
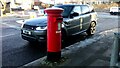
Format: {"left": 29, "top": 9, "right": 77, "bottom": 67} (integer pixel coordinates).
{"left": 110, "top": 7, "right": 120, "bottom": 15}
{"left": 21, "top": 4, "right": 97, "bottom": 43}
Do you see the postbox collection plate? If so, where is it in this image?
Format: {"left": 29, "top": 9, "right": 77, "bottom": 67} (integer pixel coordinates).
{"left": 58, "top": 22, "right": 61, "bottom": 30}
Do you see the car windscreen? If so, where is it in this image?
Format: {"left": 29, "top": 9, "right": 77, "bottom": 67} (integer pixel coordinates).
{"left": 53, "top": 6, "right": 73, "bottom": 18}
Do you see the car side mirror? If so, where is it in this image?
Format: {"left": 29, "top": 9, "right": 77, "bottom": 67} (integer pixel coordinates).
{"left": 70, "top": 12, "right": 79, "bottom": 18}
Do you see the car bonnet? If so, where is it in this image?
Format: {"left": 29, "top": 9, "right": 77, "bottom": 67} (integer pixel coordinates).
{"left": 24, "top": 16, "right": 47, "bottom": 26}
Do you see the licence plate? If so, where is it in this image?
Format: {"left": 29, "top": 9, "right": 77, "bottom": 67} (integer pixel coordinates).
{"left": 23, "top": 30, "right": 31, "bottom": 35}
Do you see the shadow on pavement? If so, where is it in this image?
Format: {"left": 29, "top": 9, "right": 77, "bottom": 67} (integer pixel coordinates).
{"left": 27, "top": 33, "right": 93, "bottom": 52}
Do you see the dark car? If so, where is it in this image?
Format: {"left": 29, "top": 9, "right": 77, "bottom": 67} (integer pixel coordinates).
{"left": 21, "top": 4, "right": 97, "bottom": 43}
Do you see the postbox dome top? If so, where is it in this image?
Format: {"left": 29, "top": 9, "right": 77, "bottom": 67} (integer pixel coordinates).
{"left": 45, "top": 7, "right": 63, "bottom": 10}
{"left": 44, "top": 8, "right": 64, "bottom": 15}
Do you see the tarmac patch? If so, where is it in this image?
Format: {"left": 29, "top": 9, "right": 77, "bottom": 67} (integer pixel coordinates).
{"left": 89, "top": 59, "right": 109, "bottom": 66}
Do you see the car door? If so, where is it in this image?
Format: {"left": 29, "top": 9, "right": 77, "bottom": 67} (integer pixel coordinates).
{"left": 80, "top": 5, "right": 91, "bottom": 31}
{"left": 67, "top": 6, "right": 81, "bottom": 35}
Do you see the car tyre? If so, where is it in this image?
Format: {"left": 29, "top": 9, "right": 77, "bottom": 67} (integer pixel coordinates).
{"left": 110, "top": 12, "right": 113, "bottom": 15}
{"left": 86, "top": 21, "right": 96, "bottom": 36}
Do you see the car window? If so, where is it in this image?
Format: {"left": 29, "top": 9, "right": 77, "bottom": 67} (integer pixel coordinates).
{"left": 72, "top": 6, "right": 81, "bottom": 14}
{"left": 53, "top": 6, "right": 73, "bottom": 18}
{"left": 81, "top": 5, "right": 90, "bottom": 14}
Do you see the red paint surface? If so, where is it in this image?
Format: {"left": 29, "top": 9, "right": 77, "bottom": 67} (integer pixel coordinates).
{"left": 45, "top": 8, "right": 63, "bottom": 52}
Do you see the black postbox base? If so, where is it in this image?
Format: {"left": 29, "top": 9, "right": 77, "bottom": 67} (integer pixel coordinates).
{"left": 47, "top": 51, "right": 61, "bottom": 62}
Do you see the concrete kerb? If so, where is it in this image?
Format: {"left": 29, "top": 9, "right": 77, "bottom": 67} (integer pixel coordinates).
{"left": 23, "top": 56, "right": 47, "bottom": 66}
{"left": 21, "top": 28, "right": 118, "bottom": 67}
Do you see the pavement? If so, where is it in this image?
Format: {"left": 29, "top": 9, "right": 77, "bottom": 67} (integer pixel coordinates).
{"left": 20, "top": 28, "right": 119, "bottom": 67}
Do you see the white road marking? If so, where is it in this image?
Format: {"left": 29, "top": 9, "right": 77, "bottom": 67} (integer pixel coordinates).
{"left": 1, "top": 23, "right": 21, "bottom": 30}
{"left": 0, "top": 23, "right": 21, "bottom": 38}
{"left": 16, "top": 20, "right": 25, "bottom": 24}
{"left": 0, "top": 33, "right": 19, "bottom": 38}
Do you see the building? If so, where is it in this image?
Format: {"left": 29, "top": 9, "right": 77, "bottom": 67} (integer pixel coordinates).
{"left": 0, "top": 0, "right": 34, "bottom": 10}
{"left": 63, "top": 0, "right": 115, "bottom": 4}
{"left": 109, "top": 0, "right": 120, "bottom": 2}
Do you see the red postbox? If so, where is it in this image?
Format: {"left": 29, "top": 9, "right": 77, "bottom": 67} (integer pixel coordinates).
{"left": 45, "top": 8, "right": 63, "bottom": 62}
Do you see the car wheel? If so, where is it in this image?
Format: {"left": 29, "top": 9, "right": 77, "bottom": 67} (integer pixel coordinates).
{"left": 86, "top": 21, "right": 96, "bottom": 36}
{"left": 110, "top": 12, "right": 113, "bottom": 15}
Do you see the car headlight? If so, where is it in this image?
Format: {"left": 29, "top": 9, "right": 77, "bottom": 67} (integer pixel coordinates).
{"left": 36, "top": 26, "right": 47, "bottom": 30}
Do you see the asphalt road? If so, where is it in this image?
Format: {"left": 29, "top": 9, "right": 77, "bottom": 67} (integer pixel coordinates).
{"left": 1, "top": 12, "right": 119, "bottom": 67}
